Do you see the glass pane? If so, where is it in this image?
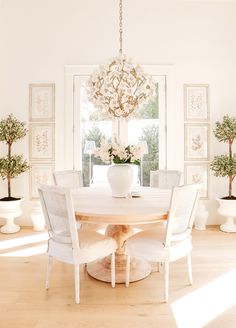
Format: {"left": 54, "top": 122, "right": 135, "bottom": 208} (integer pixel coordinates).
{"left": 80, "top": 83, "right": 112, "bottom": 186}
{"left": 128, "top": 84, "right": 159, "bottom": 186}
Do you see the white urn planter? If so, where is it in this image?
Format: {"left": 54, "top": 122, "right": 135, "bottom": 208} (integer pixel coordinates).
{"left": 107, "top": 164, "right": 134, "bottom": 198}
{"left": 217, "top": 198, "right": 236, "bottom": 233}
{"left": 0, "top": 199, "right": 23, "bottom": 233}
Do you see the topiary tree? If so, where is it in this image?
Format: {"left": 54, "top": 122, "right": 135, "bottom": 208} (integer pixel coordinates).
{"left": 210, "top": 115, "right": 236, "bottom": 199}
{"left": 0, "top": 114, "right": 29, "bottom": 201}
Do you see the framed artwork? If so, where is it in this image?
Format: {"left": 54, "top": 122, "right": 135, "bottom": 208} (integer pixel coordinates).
{"left": 29, "top": 163, "right": 54, "bottom": 199}
{"left": 184, "top": 84, "right": 209, "bottom": 121}
{"left": 29, "top": 83, "right": 55, "bottom": 122}
{"left": 184, "top": 123, "right": 210, "bottom": 161}
{"left": 29, "top": 123, "right": 55, "bottom": 161}
{"left": 184, "top": 163, "right": 209, "bottom": 199}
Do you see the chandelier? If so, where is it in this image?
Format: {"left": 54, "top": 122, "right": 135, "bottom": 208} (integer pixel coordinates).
{"left": 87, "top": 0, "right": 155, "bottom": 119}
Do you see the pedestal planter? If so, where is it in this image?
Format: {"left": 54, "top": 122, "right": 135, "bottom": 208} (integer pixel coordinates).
{"left": 0, "top": 198, "right": 23, "bottom": 233}
{"left": 217, "top": 198, "right": 236, "bottom": 233}
{"left": 107, "top": 164, "right": 134, "bottom": 198}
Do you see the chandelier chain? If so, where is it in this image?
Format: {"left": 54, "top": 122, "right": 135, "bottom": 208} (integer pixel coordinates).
{"left": 87, "top": 0, "right": 155, "bottom": 119}
{"left": 119, "top": 0, "right": 123, "bottom": 55}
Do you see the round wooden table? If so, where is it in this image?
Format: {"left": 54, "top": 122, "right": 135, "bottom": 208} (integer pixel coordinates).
{"left": 73, "top": 186, "right": 171, "bottom": 283}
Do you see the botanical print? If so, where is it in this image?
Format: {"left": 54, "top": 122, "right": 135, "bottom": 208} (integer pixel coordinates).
{"left": 185, "top": 124, "right": 209, "bottom": 160}
{"left": 30, "top": 124, "right": 55, "bottom": 161}
{"left": 185, "top": 164, "right": 209, "bottom": 198}
{"left": 30, "top": 164, "right": 54, "bottom": 198}
{"left": 185, "top": 85, "right": 208, "bottom": 121}
{"left": 29, "top": 84, "right": 55, "bottom": 121}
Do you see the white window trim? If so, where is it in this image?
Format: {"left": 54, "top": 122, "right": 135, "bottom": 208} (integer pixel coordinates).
{"left": 64, "top": 65, "right": 175, "bottom": 170}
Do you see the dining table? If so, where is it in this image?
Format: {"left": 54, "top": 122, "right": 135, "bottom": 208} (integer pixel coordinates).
{"left": 72, "top": 186, "right": 172, "bottom": 283}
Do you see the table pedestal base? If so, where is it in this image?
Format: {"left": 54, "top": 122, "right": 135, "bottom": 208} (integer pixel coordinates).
{"left": 87, "top": 224, "right": 151, "bottom": 283}
{"left": 87, "top": 258, "right": 151, "bottom": 283}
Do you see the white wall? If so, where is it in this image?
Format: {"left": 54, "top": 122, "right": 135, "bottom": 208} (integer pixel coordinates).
{"left": 1, "top": 0, "right": 236, "bottom": 225}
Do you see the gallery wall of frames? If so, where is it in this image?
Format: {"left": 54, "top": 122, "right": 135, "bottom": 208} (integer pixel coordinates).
{"left": 28, "top": 83, "right": 55, "bottom": 199}
{"left": 184, "top": 84, "right": 210, "bottom": 199}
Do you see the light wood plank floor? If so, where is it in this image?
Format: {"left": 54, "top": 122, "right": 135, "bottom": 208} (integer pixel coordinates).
{"left": 0, "top": 226, "right": 236, "bottom": 328}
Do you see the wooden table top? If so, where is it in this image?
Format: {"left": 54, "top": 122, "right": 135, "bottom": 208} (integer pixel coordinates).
{"left": 73, "top": 186, "right": 171, "bottom": 225}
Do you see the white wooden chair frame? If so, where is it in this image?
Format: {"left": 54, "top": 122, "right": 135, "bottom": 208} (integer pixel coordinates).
{"left": 125, "top": 184, "right": 200, "bottom": 302}
{"left": 39, "top": 184, "right": 116, "bottom": 304}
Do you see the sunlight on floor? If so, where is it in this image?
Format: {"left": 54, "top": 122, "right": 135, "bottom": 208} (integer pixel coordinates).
{"left": 0, "top": 232, "right": 48, "bottom": 251}
{"left": 171, "top": 268, "right": 236, "bottom": 328}
{"left": 0, "top": 244, "right": 47, "bottom": 257}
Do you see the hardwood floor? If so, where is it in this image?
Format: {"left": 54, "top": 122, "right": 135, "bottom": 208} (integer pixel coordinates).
{"left": 0, "top": 226, "right": 236, "bottom": 328}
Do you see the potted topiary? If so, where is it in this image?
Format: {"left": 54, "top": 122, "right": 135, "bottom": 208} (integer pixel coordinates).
{"left": 210, "top": 115, "right": 236, "bottom": 232}
{"left": 0, "top": 114, "right": 29, "bottom": 233}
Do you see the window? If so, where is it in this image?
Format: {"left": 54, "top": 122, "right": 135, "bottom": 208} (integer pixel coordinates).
{"left": 73, "top": 73, "right": 166, "bottom": 186}
{"left": 64, "top": 66, "right": 170, "bottom": 186}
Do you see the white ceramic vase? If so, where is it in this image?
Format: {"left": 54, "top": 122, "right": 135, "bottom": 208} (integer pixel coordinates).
{"left": 107, "top": 164, "right": 134, "bottom": 198}
{"left": 217, "top": 198, "right": 236, "bottom": 233}
{"left": 0, "top": 198, "right": 23, "bottom": 233}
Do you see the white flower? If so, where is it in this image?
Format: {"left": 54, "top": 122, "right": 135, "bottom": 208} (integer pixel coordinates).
{"left": 94, "top": 140, "right": 146, "bottom": 165}
{"left": 87, "top": 55, "right": 156, "bottom": 118}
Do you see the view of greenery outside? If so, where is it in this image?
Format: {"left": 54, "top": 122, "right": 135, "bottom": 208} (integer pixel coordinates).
{"left": 81, "top": 83, "right": 159, "bottom": 186}
{"left": 82, "top": 126, "right": 109, "bottom": 186}
{"left": 132, "top": 83, "right": 159, "bottom": 186}
{"left": 134, "top": 85, "right": 159, "bottom": 120}
{"left": 140, "top": 124, "right": 159, "bottom": 186}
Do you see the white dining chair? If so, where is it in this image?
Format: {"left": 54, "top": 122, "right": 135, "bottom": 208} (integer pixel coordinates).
{"left": 53, "top": 170, "right": 83, "bottom": 188}
{"left": 150, "top": 170, "right": 182, "bottom": 189}
{"left": 53, "top": 170, "right": 106, "bottom": 232}
{"left": 38, "top": 184, "right": 117, "bottom": 304}
{"left": 134, "top": 169, "right": 182, "bottom": 232}
{"left": 125, "top": 183, "right": 201, "bottom": 302}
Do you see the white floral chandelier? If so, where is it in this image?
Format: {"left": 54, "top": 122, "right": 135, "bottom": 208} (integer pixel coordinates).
{"left": 87, "top": 0, "right": 155, "bottom": 119}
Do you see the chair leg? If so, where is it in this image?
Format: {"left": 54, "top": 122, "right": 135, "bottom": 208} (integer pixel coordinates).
{"left": 125, "top": 255, "right": 131, "bottom": 287}
{"left": 45, "top": 255, "right": 52, "bottom": 290}
{"left": 74, "top": 264, "right": 80, "bottom": 304}
{"left": 111, "top": 252, "right": 115, "bottom": 288}
{"left": 187, "top": 253, "right": 193, "bottom": 285}
{"left": 163, "top": 262, "right": 169, "bottom": 303}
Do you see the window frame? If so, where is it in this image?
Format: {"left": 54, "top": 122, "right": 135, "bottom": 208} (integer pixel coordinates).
{"left": 64, "top": 65, "right": 174, "bottom": 171}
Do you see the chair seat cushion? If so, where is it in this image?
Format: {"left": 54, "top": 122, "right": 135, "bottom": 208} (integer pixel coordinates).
{"left": 125, "top": 228, "right": 192, "bottom": 262}
{"left": 48, "top": 230, "right": 117, "bottom": 264}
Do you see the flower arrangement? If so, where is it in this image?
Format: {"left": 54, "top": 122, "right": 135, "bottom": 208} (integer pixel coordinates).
{"left": 210, "top": 115, "right": 236, "bottom": 199}
{"left": 94, "top": 139, "right": 146, "bottom": 165}
{"left": 87, "top": 55, "right": 156, "bottom": 119}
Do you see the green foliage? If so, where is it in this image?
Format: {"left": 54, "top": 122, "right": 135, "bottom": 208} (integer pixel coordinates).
{"left": 81, "top": 121, "right": 159, "bottom": 186}
{"left": 82, "top": 126, "right": 108, "bottom": 166}
{"left": 0, "top": 114, "right": 27, "bottom": 145}
{"left": 210, "top": 155, "right": 236, "bottom": 177}
{"left": 82, "top": 126, "right": 108, "bottom": 185}
{"left": 88, "top": 84, "right": 159, "bottom": 121}
{"left": 134, "top": 84, "right": 159, "bottom": 119}
{"left": 139, "top": 124, "right": 159, "bottom": 186}
{"left": 210, "top": 115, "right": 236, "bottom": 197}
{"left": 0, "top": 114, "right": 29, "bottom": 198}
{"left": 214, "top": 115, "right": 236, "bottom": 143}
{"left": 83, "top": 126, "right": 106, "bottom": 148}
{"left": 0, "top": 155, "right": 29, "bottom": 179}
